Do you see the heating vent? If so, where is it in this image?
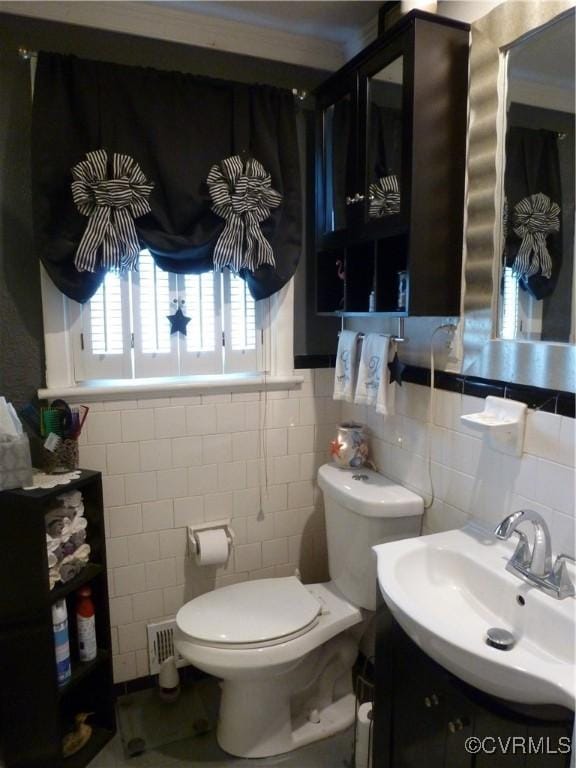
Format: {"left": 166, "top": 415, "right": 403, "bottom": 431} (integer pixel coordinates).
{"left": 147, "top": 619, "right": 188, "bottom": 675}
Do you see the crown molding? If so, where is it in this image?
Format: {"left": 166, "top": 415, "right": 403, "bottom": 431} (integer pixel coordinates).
{"left": 0, "top": 0, "right": 345, "bottom": 71}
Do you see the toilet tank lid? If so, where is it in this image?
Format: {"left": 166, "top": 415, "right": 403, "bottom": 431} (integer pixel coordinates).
{"left": 318, "top": 464, "right": 424, "bottom": 518}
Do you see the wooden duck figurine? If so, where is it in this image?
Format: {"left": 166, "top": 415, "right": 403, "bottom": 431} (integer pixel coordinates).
{"left": 62, "top": 712, "right": 93, "bottom": 758}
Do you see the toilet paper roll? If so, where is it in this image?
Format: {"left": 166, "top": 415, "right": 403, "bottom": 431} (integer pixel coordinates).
{"left": 194, "top": 528, "right": 230, "bottom": 566}
{"left": 355, "top": 702, "right": 373, "bottom": 768}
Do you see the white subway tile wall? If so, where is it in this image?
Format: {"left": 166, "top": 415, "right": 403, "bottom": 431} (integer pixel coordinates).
{"left": 81, "top": 371, "right": 575, "bottom": 684}
{"left": 342, "top": 383, "right": 575, "bottom": 552}
{"left": 78, "top": 370, "right": 337, "bottom": 683}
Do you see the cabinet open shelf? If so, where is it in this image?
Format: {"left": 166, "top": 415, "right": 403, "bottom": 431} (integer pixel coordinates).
{"left": 57, "top": 649, "right": 111, "bottom": 700}
{"left": 50, "top": 563, "right": 104, "bottom": 604}
{"left": 62, "top": 726, "right": 115, "bottom": 768}
{"left": 0, "top": 471, "right": 115, "bottom": 768}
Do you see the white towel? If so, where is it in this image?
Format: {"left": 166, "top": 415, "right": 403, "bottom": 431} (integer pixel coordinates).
{"left": 333, "top": 330, "right": 360, "bottom": 402}
{"left": 354, "top": 334, "right": 395, "bottom": 415}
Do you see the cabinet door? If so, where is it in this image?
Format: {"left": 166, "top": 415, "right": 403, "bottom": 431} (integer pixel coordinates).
{"left": 316, "top": 74, "right": 358, "bottom": 246}
{"left": 358, "top": 29, "right": 411, "bottom": 237}
{"left": 443, "top": 680, "right": 476, "bottom": 768}
{"left": 391, "top": 664, "right": 448, "bottom": 767}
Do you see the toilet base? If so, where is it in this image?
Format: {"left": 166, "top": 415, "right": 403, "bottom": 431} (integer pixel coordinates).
{"left": 217, "top": 633, "right": 358, "bottom": 758}
{"left": 218, "top": 687, "right": 356, "bottom": 759}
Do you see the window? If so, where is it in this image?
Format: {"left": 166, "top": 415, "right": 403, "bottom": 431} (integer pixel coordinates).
{"left": 499, "top": 266, "right": 519, "bottom": 340}
{"left": 71, "top": 251, "right": 260, "bottom": 382}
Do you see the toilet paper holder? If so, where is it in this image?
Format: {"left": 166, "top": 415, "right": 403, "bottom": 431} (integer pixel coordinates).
{"left": 187, "top": 519, "right": 235, "bottom": 557}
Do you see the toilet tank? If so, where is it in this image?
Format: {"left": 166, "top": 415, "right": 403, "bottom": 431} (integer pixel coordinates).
{"left": 317, "top": 464, "right": 423, "bottom": 611}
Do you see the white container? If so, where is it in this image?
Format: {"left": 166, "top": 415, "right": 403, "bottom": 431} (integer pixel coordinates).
{"left": 52, "top": 599, "right": 71, "bottom": 686}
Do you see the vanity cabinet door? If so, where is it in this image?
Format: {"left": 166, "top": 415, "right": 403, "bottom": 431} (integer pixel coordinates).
{"left": 390, "top": 634, "right": 451, "bottom": 768}
{"left": 391, "top": 672, "right": 448, "bottom": 768}
{"left": 525, "top": 722, "right": 572, "bottom": 768}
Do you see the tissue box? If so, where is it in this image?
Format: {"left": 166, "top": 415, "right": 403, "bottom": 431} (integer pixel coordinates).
{"left": 0, "top": 434, "right": 33, "bottom": 491}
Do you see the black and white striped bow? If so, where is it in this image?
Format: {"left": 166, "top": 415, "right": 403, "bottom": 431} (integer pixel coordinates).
{"left": 71, "top": 150, "right": 154, "bottom": 272}
{"left": 512, "top": 192, "right": 560, "bottom": 280}
{"left": 207, "top": 155, "right": 282, "bottom": 272}
{"left": 369, "top": 174, "right": 400, "bottom": 218}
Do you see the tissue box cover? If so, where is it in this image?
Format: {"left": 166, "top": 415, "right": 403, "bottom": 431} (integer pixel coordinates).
{"left": 0, "top": 434, "right": 33, "bottom": 491}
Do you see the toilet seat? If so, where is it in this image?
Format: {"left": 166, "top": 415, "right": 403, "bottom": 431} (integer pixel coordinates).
{"left": 177, "top": 577, "right": 322, "bottom": 649}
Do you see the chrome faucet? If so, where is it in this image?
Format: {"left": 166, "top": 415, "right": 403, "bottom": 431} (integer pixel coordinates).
{"left": 494, "top": 509, "right": 575, "bottom": 600}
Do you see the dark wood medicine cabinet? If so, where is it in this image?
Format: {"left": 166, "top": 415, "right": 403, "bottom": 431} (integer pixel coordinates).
{"left": 313, "top": 10, "right": 470, "bottom": 318}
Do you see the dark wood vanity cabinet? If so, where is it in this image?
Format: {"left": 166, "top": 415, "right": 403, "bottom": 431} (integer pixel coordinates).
{"left": 375, "top": 611, "right": 573, "bottom": 768}
{"left": 314, "top": 11, "right": 470, "bottom": 316}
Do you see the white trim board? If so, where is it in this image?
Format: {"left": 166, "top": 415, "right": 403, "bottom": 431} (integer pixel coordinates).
{"left": 0, "top": 0, "right": 345, "bottom": 71}
{"left": 38, "top": 373, "right": 304, "bottom": 403}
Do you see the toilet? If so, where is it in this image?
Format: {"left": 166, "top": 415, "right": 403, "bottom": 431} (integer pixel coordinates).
{"left": 175, "top": 464, "right": 423, "bottom": 758}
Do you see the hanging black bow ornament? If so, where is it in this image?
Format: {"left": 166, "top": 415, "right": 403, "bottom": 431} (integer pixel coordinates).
{"left": 369, "top": 175, "right": 400, "bottom": 218}
{"left": 207, "top": 155, "right": 282, "bottom": 272}
{"left": 512, "top": 192, "right": 560, "bottom": 280}
{"left": 71, "top": 149, "right": 154, "bottom": 273}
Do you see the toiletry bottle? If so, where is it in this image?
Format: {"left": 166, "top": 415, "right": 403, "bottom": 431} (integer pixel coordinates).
{"left": 76, "top": 586, "right": 97, "bottom": 662}
{"left": 52, "top": 599, "right": 72, "bottom": 686}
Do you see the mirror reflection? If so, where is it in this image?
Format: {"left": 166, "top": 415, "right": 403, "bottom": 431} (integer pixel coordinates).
{"left": 367, "top": 56, "right": 403, "bottom": 219}
{"left": 499, "top": 12, "right": 575, "bottom": 343}
{"left": 323, "top": 93, "right": 353, "bottom": 233}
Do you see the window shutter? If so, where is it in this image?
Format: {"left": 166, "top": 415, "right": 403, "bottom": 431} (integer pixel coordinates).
{"left": 179, "top": 272, "right": 223, "bottom": 375}
{"left": 73, "top": 271, "right": 132, "bottom": 381}
{"left": 222, "top": 270, "right": 259, "bottom": 373}
{"left": 71, "top": 253, "right": 262, "bottom": 381}
{"left": 132, "top": 251, "right": 179, "bottom": 378}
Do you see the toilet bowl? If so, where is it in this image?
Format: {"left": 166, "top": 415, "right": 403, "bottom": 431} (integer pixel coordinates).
{"left": 176, "top": 463, "right": 424, "bottom": 758}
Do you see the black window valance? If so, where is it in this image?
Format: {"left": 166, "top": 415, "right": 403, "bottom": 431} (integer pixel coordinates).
{"left": 32, "top": 52, "right": 302, "bottom": 303}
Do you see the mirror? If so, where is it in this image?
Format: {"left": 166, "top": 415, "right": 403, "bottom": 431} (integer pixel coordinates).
{"left": 366, "top": 56, "right": 403, "bottom": 219}
{"left": 463, "top": 1, "right": 575, "bottom": 392}
{"left": 499, "top": 14, "right": 575, "bottom": 343}
{"left": 323, "top": 93, "right": 353, "bottom": 233}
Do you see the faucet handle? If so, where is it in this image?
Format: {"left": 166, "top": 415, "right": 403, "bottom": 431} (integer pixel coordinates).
{"left": 510, "top": 530, "right": 531, "bottom": 568}
{"left": 550, "top": 555, "right": 575, "bottom": 599}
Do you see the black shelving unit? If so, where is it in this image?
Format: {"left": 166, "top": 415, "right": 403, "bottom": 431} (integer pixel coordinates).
{"left": 0, "top": 470, "right": 116, "bottom": 768}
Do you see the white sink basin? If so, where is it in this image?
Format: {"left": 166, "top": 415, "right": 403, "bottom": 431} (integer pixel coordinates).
{"left": 374, "top": 523, "right": 576, "bottom": 710}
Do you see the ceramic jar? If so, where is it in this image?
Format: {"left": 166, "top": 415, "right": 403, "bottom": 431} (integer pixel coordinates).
{"left": 330, "top": 422, "right": 369, "bottom": 469}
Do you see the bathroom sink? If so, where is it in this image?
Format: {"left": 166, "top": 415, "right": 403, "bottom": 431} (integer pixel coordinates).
{"left": 373, "top": 524, "right": 576, "bottom": 710}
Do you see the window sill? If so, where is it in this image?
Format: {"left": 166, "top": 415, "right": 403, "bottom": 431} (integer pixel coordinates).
{"left": 38, "top": 373, "right": 305, "bottom": 403}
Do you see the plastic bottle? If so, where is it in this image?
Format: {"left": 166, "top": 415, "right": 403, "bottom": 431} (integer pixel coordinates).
{"left": 52, "top": 599, "right": 72, "bottom": 686}
{"left": 76, "top": 586, "right": 97, "bottom": 662}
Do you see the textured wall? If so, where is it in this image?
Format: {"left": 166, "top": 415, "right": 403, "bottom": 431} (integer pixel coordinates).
{"left": 0, "top": 36, "right": 44, "bottom": 408}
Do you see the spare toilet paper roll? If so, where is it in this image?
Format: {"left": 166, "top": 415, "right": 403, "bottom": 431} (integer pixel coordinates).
{"left": 194, "top": 528, "right": 230, "bottom": 566}
{"left": 355, "top": 702, "right": 373, "bottom": 768}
